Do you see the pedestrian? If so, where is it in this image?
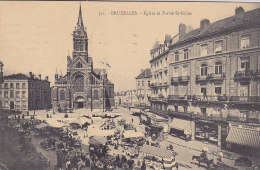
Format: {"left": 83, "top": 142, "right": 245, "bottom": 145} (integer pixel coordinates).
{"left": 49, "top": 160, "right": 51, "bottom": 166}
{"left": 34, "top": 110, "right": 36, "bottom": 116}
{"left": 132, "top": 118, "right": 134, "bottom": 123}
{"left": 27, "top": 111, "right": 29, "bottom": 116}
{"left": 22, "top": 114, "right": 25, "bottom": 119}
{"left": 218, "top": 151, "right": 224, "bottom": 162}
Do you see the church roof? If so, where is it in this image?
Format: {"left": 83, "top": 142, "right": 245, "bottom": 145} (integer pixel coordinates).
{"left": 93, "top": 68, "right": 107, "bottom": 76}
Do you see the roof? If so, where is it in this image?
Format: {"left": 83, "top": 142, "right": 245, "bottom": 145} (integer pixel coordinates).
{"left": 136, "top": 68, "right": 151, "bottom": 79}
{"left": 4, "top": 73, "right": 29, "bottom": 80}
{"left": 93, "top": 68, "right": 107, "bottom": 76}
{"left": 171, "top": 8, "right": 260, "bottom": 48}
{"left": 226, "top": 127, "right": 260, "bottom": 149}
{"left": 76, "top": 4, "right": 84, "bottom": 30}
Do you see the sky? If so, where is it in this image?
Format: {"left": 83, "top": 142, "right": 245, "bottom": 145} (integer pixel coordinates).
{"left": 0, "top": 2, "right": 259, "bottom": 92}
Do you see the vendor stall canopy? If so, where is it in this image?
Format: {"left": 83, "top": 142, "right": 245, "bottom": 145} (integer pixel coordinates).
{"left": 123, "top": 130, "right": 144, "bottom": 139}
{"left": 89, "top": 136, "right": 107, "bottom": 145}
{"left": 140, "top": 145, "right": 175, "bottom": 159}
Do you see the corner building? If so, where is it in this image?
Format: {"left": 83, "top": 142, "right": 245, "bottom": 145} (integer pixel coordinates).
{"left": 52, "top": 6, "right": 114, "bottom": 112}
{"left": 149, "top": 7, "right": 260, "bottom": 154}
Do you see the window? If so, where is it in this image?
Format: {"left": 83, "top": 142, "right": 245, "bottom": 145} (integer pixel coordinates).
{"left": 16, "top": 83, "right": 20, "bottom": 89}
{"left": 74, "top": 75, "right": 84, "bottom": 92}
{"left": 240, "top": 84, "right": 249, "bottom": 96}
{"left": 16, "top": 91, "right": 20, "bottom": 98}
{"left": 10, "top": 91, "right": 14, "bottom": 98}
{"left": 142, "top": 81, "right": 144, "bottom": 86}
{"left": 16, "top": 101, "right": 20, "bottom": 108}
{"left": 93, "top": 90, "right": 98, "bottom": 100}
{"left": 215, "top": 87, "right": 221, "bottom": 95}
{"left": 80, "top": 41, "right": 84, "bottom": 51}
{"left": 138, "top": 81, "right": 140, "bottom": 86}
{"left": 148, "top": 81, "right": 150, "bottom": 87}
{"left": 175, "top": 52, "right": 179, "bottom": 62}
{"left": 240, "top": 57, "right": 250, "bottom": 71}
{"left": 201, "top": 44, "right": 208, "bottom": 56}
{"left": 201, "top": 88, "right": 207, "bottom": 96}
{"left": 215, "top": 62, "right": 222, "bottom": 74}
{"left": 4, "top": 91, "right": 8, "bottom": 98}
{"left": 201, "top": 64, "right": 208, "bottom": 76}
{"left": 22, "top": 83, "right": 26, "bottom": 89}
{"left": 4, "top": 83, "right": 8, "bottom": 89}
{"left": 60, "top": 90, "right": 65, "bottom": 100}
{"left": 174, "top": 67, "right": 179, "bottom": 77}
{"left": 201, "top": 108, "right": 207, "bottom": 115}
{"left": 165, "top": 57, "right": 168, "bottom": 67}
{"left": 10, "top": 83, "right": 14, "bottom": 89}
{"left": 76, "top": 62, "right": 82, "bottom": 68}
{"left": 184, "top": 49, "right": 189, "bottom": 60}
{"left": 184, "top": 106, "right": 188, "bottom": 113}
{"left": 215, "top": 41, "right": 223, "bottom": 53}
{"left": 22, "top": 91, "right": 26, "bottom": 98}
{"left": 241, "top": 35, "right": 250, "bottom": 49}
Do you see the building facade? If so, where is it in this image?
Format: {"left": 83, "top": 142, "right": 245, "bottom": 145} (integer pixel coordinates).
{"left": 149, "top": 7, "right": 260, "bottom": 152}
{"left": 52, "top": 5, "right": 114, "bottom": 112}
{"left": 136, "top": 68, "right": 152, "bottom": 107}
{"left": 0, "top": 72, "right": 51, "bottom": 111}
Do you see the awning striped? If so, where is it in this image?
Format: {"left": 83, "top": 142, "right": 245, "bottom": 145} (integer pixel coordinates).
{"left": 226, "top": 127, "right": 260, "bottom": 149}
{"left": 140, "top": 145, "right": 174, "bottom": 159}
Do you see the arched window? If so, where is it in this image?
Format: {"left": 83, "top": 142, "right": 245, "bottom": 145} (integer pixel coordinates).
{"left": 76, "top": 62, "right": 82, "bottom": 68}
{"left": 60, "top": 90, "right": 65, "bottom": 100}
{"left": 201, "top": 64, "right": 208, "bottom": 76}
{"left": 74, "top": 75, "right": 84, "bottom": 92}
{"left": 215, "top": 62, "right": 222, "bottom": 74}
{"left": 93, "top": 90, "right": 98, "bottom": 100}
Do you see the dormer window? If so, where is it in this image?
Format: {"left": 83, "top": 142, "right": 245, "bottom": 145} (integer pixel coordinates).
{"left": 184, "top": 49, "right": 189, "bottom": 60}
{"left": 215, "top": 41, "right": 223, "bottom": 53}
{"left": 200, "top": 44, "right": 208, "bottom": 56}
{"left": 241, "top": 35, "right": 250, "bottom": 49}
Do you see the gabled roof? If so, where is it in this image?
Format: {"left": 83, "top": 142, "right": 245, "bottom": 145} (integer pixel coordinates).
{"left": 171, "top": 7, "right": 260, "bottom": 48}
{"left": 136, "top": 68, "right": 151, "bottom": 79}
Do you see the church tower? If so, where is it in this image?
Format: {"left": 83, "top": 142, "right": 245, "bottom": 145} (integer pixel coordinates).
{"left": 72, "top": 5, "right": 88, "bottom": 62}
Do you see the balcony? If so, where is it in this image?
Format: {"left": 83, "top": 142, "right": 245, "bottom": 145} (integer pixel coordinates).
{"left": 208, "top": 73, "right": 225, "bottom": 82}
{"left": 150, "top": 95, "right": 168, "bottom": 102}
{"left": 234, "top": 70, "right": 254, "bottom": 82}
{"left": 229, "top": 96, "right": 260, "bottom": 103}
{"left": 195, "top": 75, "right": 208, "bottom": 83}
{"left": 171, "top": 76, "right": 190, "bottom": 85}
{"left": 168, "top": 95, "right": 192, "bottom": 101}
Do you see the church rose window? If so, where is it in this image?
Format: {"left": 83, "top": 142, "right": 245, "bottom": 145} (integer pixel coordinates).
{"left": 75, "top": 75, "right": 84, "bottom": 92}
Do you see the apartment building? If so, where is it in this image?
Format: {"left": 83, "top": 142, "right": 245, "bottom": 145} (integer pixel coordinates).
{"left": 149, "top": 7, "right": 260, "bottom": 153}
{"left": 136, "top": 68, "right": 152, "bottom": 107}
{"left": 0, "top": 72, "right": 51, "bottom": 111}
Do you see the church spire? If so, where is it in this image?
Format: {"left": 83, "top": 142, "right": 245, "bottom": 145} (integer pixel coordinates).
{"left": 77, "top": 4, "right": 84, "bottom": 30}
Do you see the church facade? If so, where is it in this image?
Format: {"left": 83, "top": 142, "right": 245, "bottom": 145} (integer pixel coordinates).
{"left": 52, "top": 6, "right": 114, "bottom": 112}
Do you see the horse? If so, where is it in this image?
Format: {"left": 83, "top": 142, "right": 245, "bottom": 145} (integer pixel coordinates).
{"left": 192, "top": 155, "right": 214, "bottom": 168}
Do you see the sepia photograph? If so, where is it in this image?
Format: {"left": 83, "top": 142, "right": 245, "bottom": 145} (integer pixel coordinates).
{"left": 0, "top": 1, "right": 260, "bottom": 170}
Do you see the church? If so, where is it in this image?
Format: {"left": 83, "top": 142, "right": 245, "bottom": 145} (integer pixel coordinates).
{"left": 52, "top": 5, "right": 114, "bottom": 112}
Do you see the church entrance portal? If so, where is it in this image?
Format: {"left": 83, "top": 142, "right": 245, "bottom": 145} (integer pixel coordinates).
{"left": 75, "top": 96, "right": 85, "bottom": 109}
{"left": 78, "top": 102, "right": 84, "bottom": 108}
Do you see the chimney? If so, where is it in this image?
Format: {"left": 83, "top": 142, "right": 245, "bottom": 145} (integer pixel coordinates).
{"left": 179, "top": 23, "right": 186, "bottom": 39}
{"left": 38, "top": 74, "right": 41, "bottom": 80}
{"left": 200, "top": 19, "right": 210, "bottom": 31}
{"left": 235, "top": 6, "right": 244, "bottom": 19}
{"left": 45, "top": 76, "right": 49, "bottom": 81}
{"left": 29, "top": 72, "right": 33, "bottom": 78}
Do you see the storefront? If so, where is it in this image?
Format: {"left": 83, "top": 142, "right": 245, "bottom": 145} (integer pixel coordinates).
{"left": 169, "top": 118, "right": 193, "bottom": 141}
{"left": 226, "top": 126, "right": 260, "bottom": 157}
{"left": 195, "top": 121, "right": 218, "bottom": 145}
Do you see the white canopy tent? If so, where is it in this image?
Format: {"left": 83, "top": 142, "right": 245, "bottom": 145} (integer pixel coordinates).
{"left": 123, "top": 130, "right": 144, "bottom": 139}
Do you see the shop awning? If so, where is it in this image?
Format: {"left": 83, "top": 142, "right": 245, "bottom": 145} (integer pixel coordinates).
{"left": 226, "top": 127, "right": 260, "bottom": 149}
{"left": 140, "top": 145, "right": 173, "bottom": 159}
{"left": 169, "top": 118, "right": 192, "bottom": 134}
